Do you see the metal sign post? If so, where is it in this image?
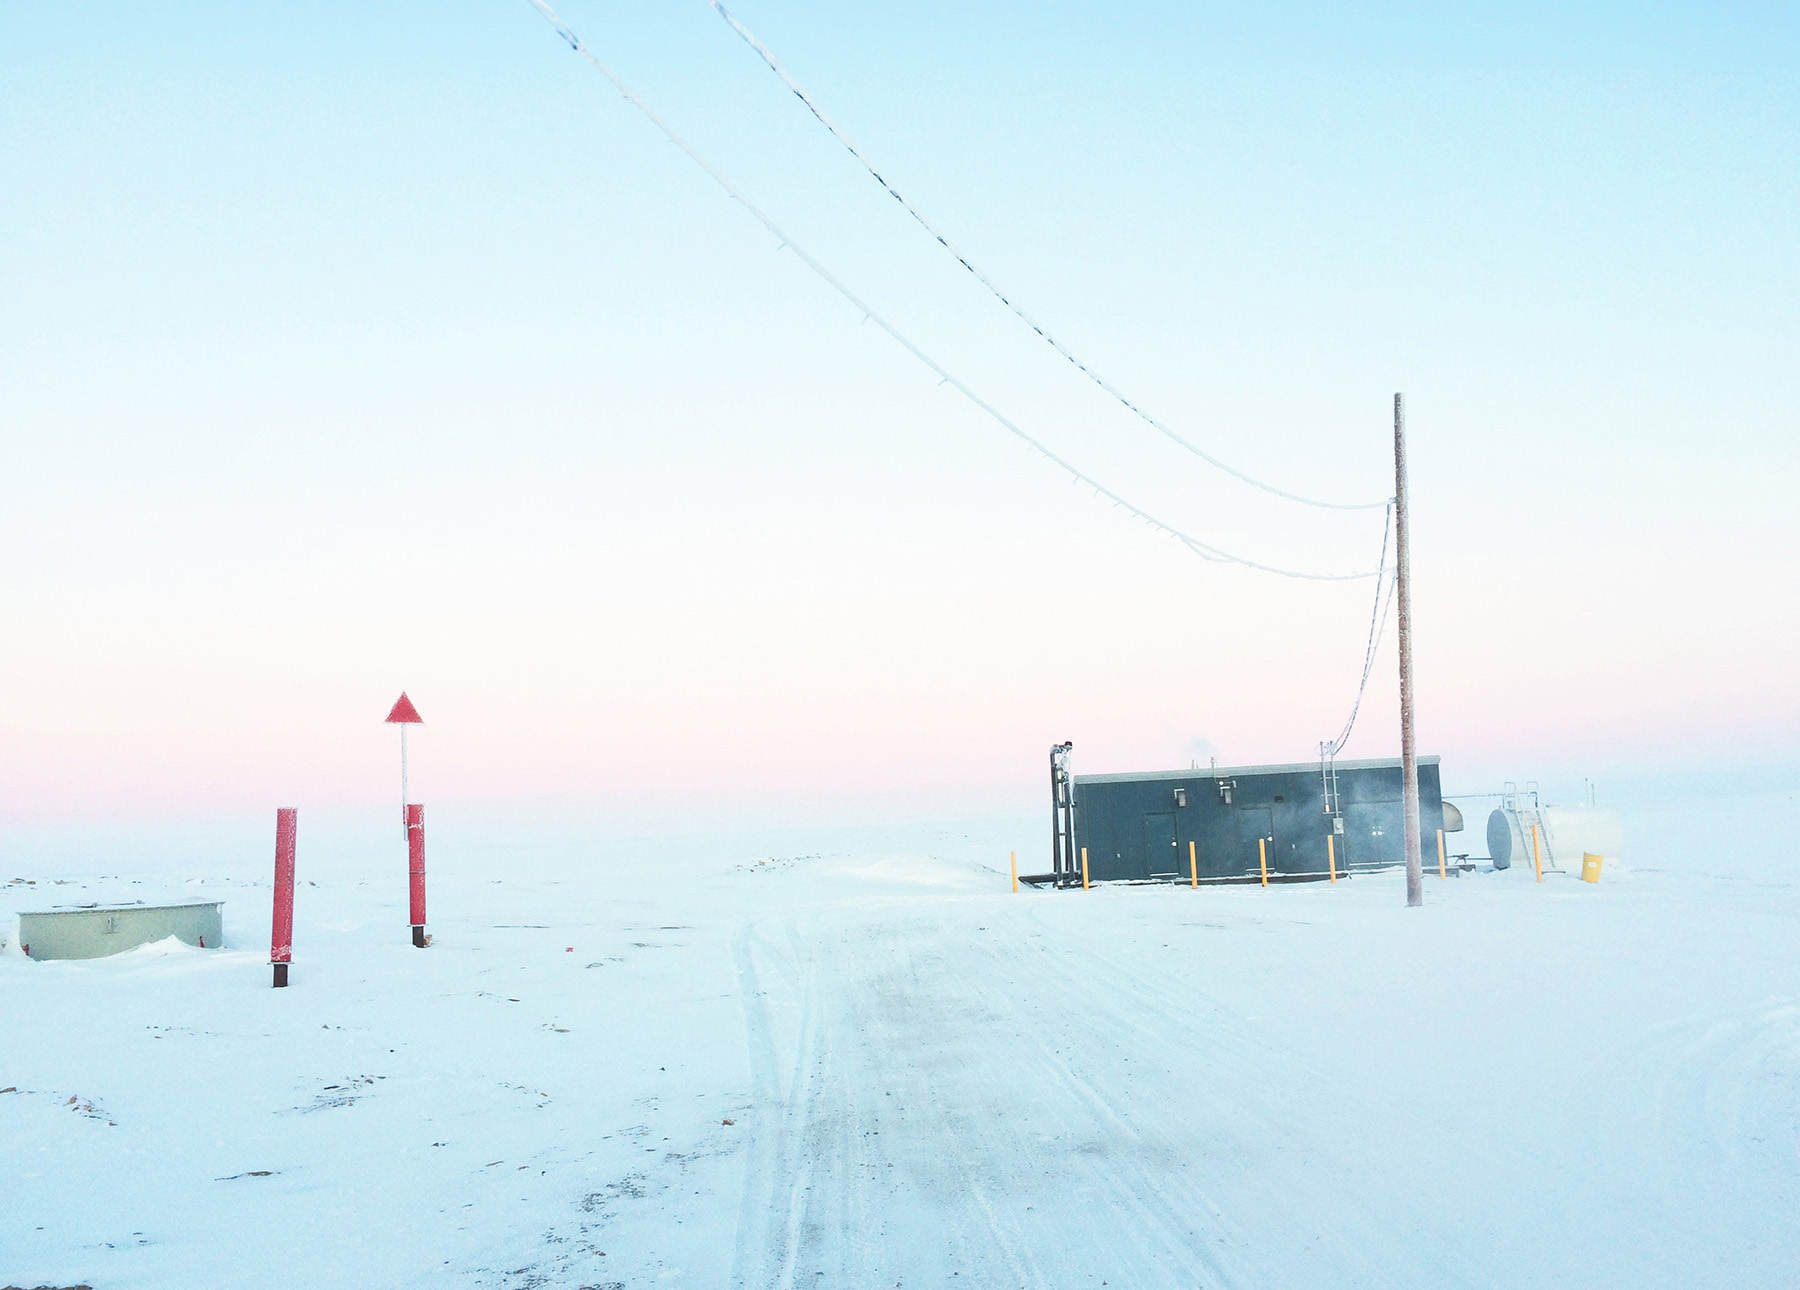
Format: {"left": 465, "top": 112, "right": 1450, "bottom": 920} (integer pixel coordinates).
{"left": 406, "top": 804, "right": 428, "bottom": 947}
{"left": 271, "top": 808, "right": 297, "bottom": 987}
{"left": 384, "top": 693, "right": 427, "bottom": 945}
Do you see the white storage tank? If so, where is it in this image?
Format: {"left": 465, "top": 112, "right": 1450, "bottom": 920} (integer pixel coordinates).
{"left": 1487, "top": 806, "right": 1623, "bottom": 874}
{"left": 18, "top": 901, "right": 224, "bottom": 961}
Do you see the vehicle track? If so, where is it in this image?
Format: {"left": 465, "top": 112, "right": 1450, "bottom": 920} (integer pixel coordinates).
{"left": 729, "top": 897, "right": 1481, "bottom": 1288}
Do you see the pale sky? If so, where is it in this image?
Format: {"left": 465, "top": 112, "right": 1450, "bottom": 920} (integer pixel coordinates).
{"left": 3, "top": 2, "right": 1795, "bottom": 833}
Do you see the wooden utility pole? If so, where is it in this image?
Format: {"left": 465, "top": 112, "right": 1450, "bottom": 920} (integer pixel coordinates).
{"left": 1394, "top": 393, "right": 1423, "bottom": 907}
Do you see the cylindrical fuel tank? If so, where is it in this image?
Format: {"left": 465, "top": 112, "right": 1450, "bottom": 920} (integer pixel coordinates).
{"left": 1488, "top": 806, "right": 1623, "bottom": 872}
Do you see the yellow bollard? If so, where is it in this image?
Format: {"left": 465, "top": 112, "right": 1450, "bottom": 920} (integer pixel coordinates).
{"left": 1010, "top": 850, "right": 1017, "bottom": 894}
{"left": 1532, "top": 823, "right": 1543, "bottom": 883}
{"left": 1258, "top": 836, "right": 1269, "bottom": 888}
{"left": 1327, "top": 834, "right": 1336, "bottom": 884}
{"left": 1081, "top": 847, "right": 1090, "bottom": 891}
{"left": 1582, "top": 852, "right": 1603, "bottom": 884}
{"left": 1189, "top": 840, "right": 1197, "bottom": 889}
{"left": 1437, "top": 828, "right": 1447, "bottom": 880}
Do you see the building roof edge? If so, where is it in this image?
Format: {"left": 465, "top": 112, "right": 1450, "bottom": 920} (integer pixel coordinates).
{"left": 1073, "top": 755, "right": 1439, "bottom": 785}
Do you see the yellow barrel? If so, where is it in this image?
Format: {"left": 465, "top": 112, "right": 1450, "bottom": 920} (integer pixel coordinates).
{"left": 1581, "top": 852, "right": 1603, "bottom": 884}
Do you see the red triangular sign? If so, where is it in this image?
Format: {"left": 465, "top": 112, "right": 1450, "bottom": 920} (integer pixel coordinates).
{"left": 385, "top": 692, "right": 423, "bottom": 724}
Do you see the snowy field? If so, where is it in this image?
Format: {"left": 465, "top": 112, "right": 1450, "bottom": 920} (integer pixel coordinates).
{"left": 3, "top": 805, "right": 1798, "bottom": 1289}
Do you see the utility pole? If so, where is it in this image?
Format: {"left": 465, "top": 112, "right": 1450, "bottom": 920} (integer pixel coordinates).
{"left": 1394, "top": 393, "right": 1423, "bottom": 907}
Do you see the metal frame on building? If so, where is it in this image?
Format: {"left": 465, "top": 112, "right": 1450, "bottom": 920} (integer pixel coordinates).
{"left": 1029, "top": 751, "right": 1446, "bottom": 887}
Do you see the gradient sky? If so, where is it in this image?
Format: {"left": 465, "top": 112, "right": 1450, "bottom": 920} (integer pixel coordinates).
{"left": 2, "top": 2, "right": 1796, "bottom": 832}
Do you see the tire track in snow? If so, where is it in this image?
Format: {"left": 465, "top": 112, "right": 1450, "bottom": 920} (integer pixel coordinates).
{"left": 832, "top": 912, "right": 1051, "bottom": 1288}
{"left": 736, "top": 910, "right": 900, "bottom": 1289}
{"left": 978, "top": 909, "right": 1376, "bottom": 1289}
{"left": 733, "top": 906, "right": 1059, "bottom": 1285}
{"left": 1591, "top": 998, "right": 1800, "bottom": 1267}
{"left": 1016, "top": 901, "right": 1484, "bottom": 1288}
{"left": 733, "top": 897, "right": 1346, "bottom": 1287}
{"left": 1648, "top": 1000, "right": 1800, "bottom": 1182}
{"left": 731, "top": 919, "right": 803, "bottom": 1288}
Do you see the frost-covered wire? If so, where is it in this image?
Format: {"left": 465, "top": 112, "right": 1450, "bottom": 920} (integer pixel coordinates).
{"left": 523, "top": 0, "right": 1379, "bottom": 581}
{"left": 707, "top": 0, "right": 1387, "bottom": 514}
{"left": 1325, "top": 500, "right": 1397, "bottom": 754}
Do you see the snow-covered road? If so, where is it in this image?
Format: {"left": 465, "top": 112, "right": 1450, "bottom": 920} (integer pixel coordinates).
{"left": 731, "top": 887, "right": 1456, "bottom": 1288}
{"left": 4, "top": 833, "right": 1796, "bottom": 1288}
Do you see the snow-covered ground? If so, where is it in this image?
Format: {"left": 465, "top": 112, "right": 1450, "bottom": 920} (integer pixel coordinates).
{"left": 3, "top": 811, "right": 1797, "bottom": 1289}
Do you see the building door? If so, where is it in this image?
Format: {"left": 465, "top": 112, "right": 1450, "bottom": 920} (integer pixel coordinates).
{"left": 1343, "top": 801, "right": 1402, "bottom": 869}
{"left": 1236, "top": 807, "right": 1274, "bottom": 877}
{"left": 1143, "top": 812, "right": 1180, "bottom": 878}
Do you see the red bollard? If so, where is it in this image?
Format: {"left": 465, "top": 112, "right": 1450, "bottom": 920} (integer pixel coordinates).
{"left": 272, "top": 808, "right": 297, "bottom": 987}
{"left": 406, "top": 803, "right": 427, "bottom": 947}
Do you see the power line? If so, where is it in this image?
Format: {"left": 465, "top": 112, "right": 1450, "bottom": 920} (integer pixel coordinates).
{"left": 523, "top": 0, "right": 1380, "bottom": 582}
{"left": 1325, "top": 501, "right": 1397, "bottom": 755}
{"left": 707, "top": 0, "right": 1387, "bottom": 514}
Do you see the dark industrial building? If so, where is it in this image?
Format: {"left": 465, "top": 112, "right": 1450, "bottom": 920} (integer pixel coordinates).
{"left": 1044, "top": 745, "right": 1447, "bottom": 884}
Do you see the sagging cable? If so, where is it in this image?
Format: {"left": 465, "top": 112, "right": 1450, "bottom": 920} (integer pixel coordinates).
{"left": 523, "top": 0, "right": 1377, "bottom": 581}
{"left": 707, "top": 0, "right": 1386, "bottom": 513}
{"left": 1324, "top": 500, "right": 1398, "bottom": 754}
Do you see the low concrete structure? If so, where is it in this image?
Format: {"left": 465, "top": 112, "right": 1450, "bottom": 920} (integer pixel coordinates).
{"left": 19, "top": 901, "right": 224, "bottom": 961}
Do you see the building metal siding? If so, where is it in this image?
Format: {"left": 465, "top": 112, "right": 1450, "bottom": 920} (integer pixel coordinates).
{"left": 1071, "top": 757, "right": 1444, "bottom": 883}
